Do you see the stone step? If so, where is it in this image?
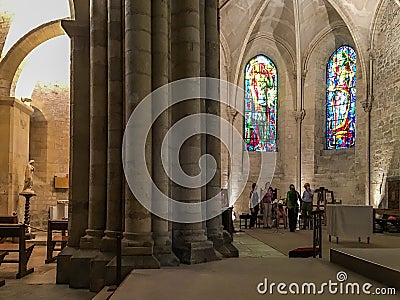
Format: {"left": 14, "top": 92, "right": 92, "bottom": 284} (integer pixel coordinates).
{"left": 330, "top": 248, "right": 400, "bottom": 290}
{"left": 92, "top": 286, "right": 115, "bottom": 300}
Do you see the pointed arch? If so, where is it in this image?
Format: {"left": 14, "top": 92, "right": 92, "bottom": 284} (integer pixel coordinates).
{"left": 326, "top": 45, "right": 356, "bottom": 150}
{"left": 244, "top": 54, "right": 277, "bottom": 152}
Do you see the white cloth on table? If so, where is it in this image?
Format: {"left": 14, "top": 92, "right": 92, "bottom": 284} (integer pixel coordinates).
{"left": 326, "top": 204, "right": 373, "bottom": 240}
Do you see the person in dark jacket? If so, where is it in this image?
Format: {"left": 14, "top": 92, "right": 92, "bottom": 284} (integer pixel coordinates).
{"left": 286, "top": 184, "right": 301, "bottom": 232}
{"left": 249, "top": 183, "right": 259, "bottom": 228}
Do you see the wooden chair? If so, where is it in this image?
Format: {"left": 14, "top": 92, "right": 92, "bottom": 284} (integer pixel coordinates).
{"left": 272, "top": 202, "right": 287, "bottom": 228}
{"left": 46, "top": 220, "right": 68, "bottom": 264}
{"left": 239, "top": 213, "right": 251, "bottom": 229}
{"left": 315, "top": 187, "right": 339, "bottom": 225}
{"left": 0, "top": 224, "right": 34, "bottom": 278}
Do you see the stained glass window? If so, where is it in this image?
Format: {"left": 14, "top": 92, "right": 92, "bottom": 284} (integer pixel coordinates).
{"left": 244, "top": 55, "right": 277, "bottom": 152}
{"left": 326, "top": 45, "right": 356, "bottom": 150}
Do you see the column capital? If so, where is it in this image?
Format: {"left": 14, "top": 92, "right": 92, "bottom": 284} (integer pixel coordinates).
{"left": 61, "top": 20, "right": 89, "bottom": 38}
{"left": 293, "top": 109, "right": 306, "bottom": 122}
{"left": 302, "top": 69, "right": 308, "bottom": 80}
{"left": 368, "top": 48, "right": 376, "bottom": 61}
{"left": 362, "top": 96, "right": 373, "bottom": 113}
{"left": 226, "top": 106, "right": 238, "bottom": 122}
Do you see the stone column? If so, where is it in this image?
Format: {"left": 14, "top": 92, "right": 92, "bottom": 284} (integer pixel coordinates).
{"left": 171, "top": 0, "right": 218, "bottom": 264}
{"left": 123, "top": 0, "right": 158, "bottom": 268}
{"left": 293, "top": 0, "right": 303, "bottom": 190}
{"left": 200, "top": 0, "right": 207, "bottom": 233}
{"left": 61, "top": 20, "right": 90, "bottom": 248}
{"left": 101, "top": 0, "right": 123, "bottom": 252}
{"left": 151, "top": 0, "right": 179, "bottom": 266}
{"left": 80, "top": 0, "right": 108, "bottom": 249}
{"left": 57, "top": 19, "right": 90, "bottom": 284}
{"left": 204, "top": 0, "right": 238, "bottom": 257}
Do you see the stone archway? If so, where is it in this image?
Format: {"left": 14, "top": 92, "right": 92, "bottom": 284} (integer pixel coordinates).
{"left": 0, "top": 19, "right": 66, "bottom": 97}
{"left": 0, "top": 18, "right": 70, "bottom": 220}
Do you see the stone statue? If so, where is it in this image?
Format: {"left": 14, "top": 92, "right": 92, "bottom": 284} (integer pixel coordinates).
{"left": 22, "top": 160, "right": 35, "bottom": 193}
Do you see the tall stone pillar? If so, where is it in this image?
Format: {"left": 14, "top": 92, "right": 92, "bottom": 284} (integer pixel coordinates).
{"left": 80, "top": 0, "right": 108, "bottom": 249}
{"left": 60, "top": 20, "right": 90, "bottom": 248}
{"left": 200, "top": 0, "right": 207, "bottom": 233}
{"left": 204, "top": 0, "right": 223, "bottom": 248}
{"left": 123, "top": 0, "right": 159, "bottom": 268}
{"left": 56, "top": 19, "right": 91, "bottom": 285}
{"left": 204, "top": 0, "right": 238, "bottom": 257}
{"left": 171, "top": 0, "right": 218, "bottom": 264}
{"left": 151, "top": 0, "right": 179, "bottom": 266}
{"left": 101, "top": 0, "right": 123, "bottom": 252}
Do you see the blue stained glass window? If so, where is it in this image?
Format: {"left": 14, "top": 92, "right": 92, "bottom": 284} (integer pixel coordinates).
{"left": 244, "top": 55, "right": 277, "bottom": 152}
{"left": 326, "top": 45, "right": 356, "bottom": 150}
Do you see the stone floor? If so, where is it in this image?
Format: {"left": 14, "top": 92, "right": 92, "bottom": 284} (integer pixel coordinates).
{"left": 231, "top": 231, "right": 285, "bottom": 258}
{"left": 0, "top": 228, "right": 399, "bottom": 299}
{"left": 0, "top": 234, "right": 95, "bottom": 300}
{"left": 111, "top": 226, "right": 400, "bottom": 300}
{"left": 242, "top": 226, "right": 400, "bottom": 259}
{"left": 112, "top": 257, "right": 399, "bottom": 300}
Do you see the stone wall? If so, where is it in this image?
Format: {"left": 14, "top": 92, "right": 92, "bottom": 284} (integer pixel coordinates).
{"left": 370, "top": 0, "right": 400, "bottom": 207}
{"left": 29, "top": 82, "right": 70, "bottom": 228}
{"left": 220, "top": 0, "right": 372, "bottom": 213}
{"left": 303, "top": 26, "right": 367, "bottom": 204}
{"left": 223, "top": 35, "right": 296, "bottom": 216}
{"left": 0, "top": 99, "right": 32, "bottom": 218}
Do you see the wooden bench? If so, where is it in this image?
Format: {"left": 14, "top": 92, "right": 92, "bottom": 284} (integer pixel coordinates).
{"left": 0, "top": 224, "right": 34, "bottom": 278}
{"left": 0, "top": 251, "right": 7, "bottom": 287}
{"left": 46, "top": 220, "right": 68, "bottom": 264}
{"left": 0, "top": 216, "right": 18, "bottom": 243}
{"left": 0, "top": 216, "right": 18, "bottom": 224}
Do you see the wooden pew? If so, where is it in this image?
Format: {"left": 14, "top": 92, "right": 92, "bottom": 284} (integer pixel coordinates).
{"left": 0, "top": 216, "right": 18, "bottom": 243}
{"left": 0, "top": 216, "right": 18, "bottom": 224}
{"left": 0, "top": 224, "right": 34, "bottom": 278}
{"left": 0, "top": 251, "right": 7, "bottom": 287}
{"left": 46, "top": 220, "right": 68, "bottom": 264}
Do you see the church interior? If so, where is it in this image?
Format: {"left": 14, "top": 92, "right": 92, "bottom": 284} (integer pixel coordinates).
{"left": 0, "top": 0, "right": 399, "bottom": 299}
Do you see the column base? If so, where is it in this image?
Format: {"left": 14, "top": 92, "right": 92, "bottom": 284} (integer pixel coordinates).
{"left": 214, "top": 243, "right": 239, "bottom": 258}
{"left": 173, "top": 228, "right": 219, "bottom": 264}
{"left": 106, "top": 254, "right": 160, "bottom": 280}
{"left": 101, "top": 230, "right": 121, "bottom": 252}
{"left": 153, "top": 231, "right": 179, "bottom": 266}
{"left": 122, "top": 232, "right": 153, "bottom": 254}
{"left": 80, "top": 229, "right": 104, "bottom": 249}
{"left": 56, "top": 246, "right": 77, "bottom": 284}
{"left": 105, "top": 256, "right": 136, "bottom": 285}
{"left": 173, "top": 240, "right": 219, "bottom": 264}
{"left": 221, "top": 230, "right": 239, "bottom": 257}
{"left": 207, "top": 226, "right": 238, "bottom": 258}
{"left": 121, "top": 231, "right": 160, "bottom": 268}
{"left": 154, "top": 253, "right": 180, "bottom": 266}
{"left": 68, "top": 249, "right": 101, "bottom": 289}
{"left": 207, "top": 226, "right": 224, "bottom": 247}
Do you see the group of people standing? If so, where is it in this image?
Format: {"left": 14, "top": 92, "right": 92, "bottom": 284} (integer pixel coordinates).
{"left": 249, "top": 182, "right": 315, "bottom": 232}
